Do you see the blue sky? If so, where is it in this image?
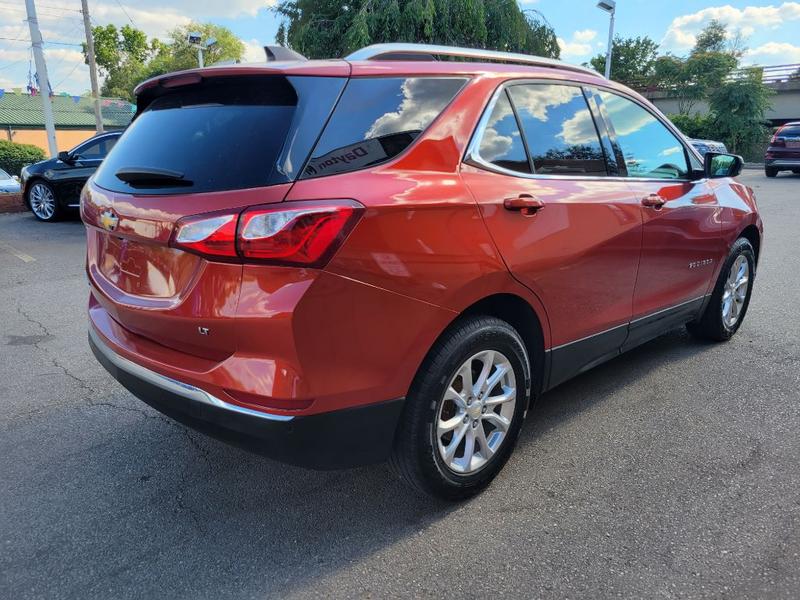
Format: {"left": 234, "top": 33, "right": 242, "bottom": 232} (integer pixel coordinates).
{"left": 1, "top": 1, "right": 799, "bottom": 96}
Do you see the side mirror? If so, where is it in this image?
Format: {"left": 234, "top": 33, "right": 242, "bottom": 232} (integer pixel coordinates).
{"left": 704, "top": 152, "right": 743, "bottom": 179}
{"left": 57, "top": 150, "right": 74, "bottom": 164}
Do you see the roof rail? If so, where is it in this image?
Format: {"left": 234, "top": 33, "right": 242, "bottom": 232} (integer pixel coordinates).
{"left": 345, "top": 43, "right": 601, "bottom": 78}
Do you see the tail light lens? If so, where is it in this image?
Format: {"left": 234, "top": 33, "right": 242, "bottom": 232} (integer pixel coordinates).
{"left": 238, "top": 200, "right": 363, "bottom": 266}
{"left": 172, "top": 212, "right": 238, "bottom": 259}
{"left": 170, "top": 200, "right": 363, "bottom": 267}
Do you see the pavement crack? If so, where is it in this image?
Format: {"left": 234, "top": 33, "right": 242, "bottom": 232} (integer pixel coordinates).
{"left": 15, "top": 305, "right": 99, "bottom": 398}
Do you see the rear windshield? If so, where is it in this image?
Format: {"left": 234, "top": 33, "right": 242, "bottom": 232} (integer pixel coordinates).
{"left": 301, "top": 77, "right": 468, "bottom": 179}
{"left": 93, "top": 76, "right": 345, "bottom": 195}
{"left": 778, "top": 126, "right": 800, "bottom": 137}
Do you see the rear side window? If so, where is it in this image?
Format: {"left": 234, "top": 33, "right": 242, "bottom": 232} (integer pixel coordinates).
{"left": 477, "top": 91, "right": 531, "bottom": 174}
{"left": 302, "top": 77, "right": 467, "bottom": 179}
{"left": 598, "top": 90, "right": 688, "bottom": 180}
{"left": 507, "top": 84, "right": 607, "bottom": 177}
{"left": 94, "top": 76, "right": 345, "bottom": 195}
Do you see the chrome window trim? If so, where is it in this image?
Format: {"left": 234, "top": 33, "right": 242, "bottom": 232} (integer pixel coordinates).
{"left": 89, "top": 327, "right": 294, "bottom": 423}
{"left": 463, "top": 78, "right": 708, "bottom": 185}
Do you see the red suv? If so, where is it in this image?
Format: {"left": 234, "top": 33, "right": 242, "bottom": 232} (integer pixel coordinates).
{"left": 765, "top": 121, "right": 800, "bottom": 177}
{"left": 83, "top": 44, "right": 762, "bottom": 499}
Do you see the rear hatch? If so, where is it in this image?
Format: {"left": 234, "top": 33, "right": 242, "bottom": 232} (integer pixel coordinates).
{"left": 770, "top": 124, "right": 800, "bottom": 159}
{"left": 83, "top": 67, "right": 348, "bottom": 360}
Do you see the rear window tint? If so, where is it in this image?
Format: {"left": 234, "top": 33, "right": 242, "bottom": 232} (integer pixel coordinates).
{"left": 94, "top": 76, "right": 345, "bottom": 195}
{"left": 477, "top": 91, "right": 530, "bottom": 174}
{"left": 301, "top": 77, "right": 467, "bottom": 179}
{"left": 508, "top": 84, "right": 607, "bottom": 177}
{"left": 778, "top": 126, "right": 800, "bottom": 137}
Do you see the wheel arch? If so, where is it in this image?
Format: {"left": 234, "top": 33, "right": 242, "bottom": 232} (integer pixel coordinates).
{"left": 738, "top": 224, "right": 761, "bottom": 266}
{"left": 448, "top": 293, "right": 547, "bottom": 406}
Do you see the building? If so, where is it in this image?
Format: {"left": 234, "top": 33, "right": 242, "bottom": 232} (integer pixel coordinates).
{"left": 0, "top": 91, "right": 134, "bottom": 154}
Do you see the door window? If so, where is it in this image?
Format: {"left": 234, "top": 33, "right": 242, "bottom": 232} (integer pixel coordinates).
{"left": 74, "top": 138, "right": 107, "bottom": 159}
{"left": 507, "top": 84, "right": 607, "bottom": 177}
{"left": 597, "top": 90, "right": 689, "bottom": 180}
{"left": 476, "top": 91, "right": 531, "bottom": 174}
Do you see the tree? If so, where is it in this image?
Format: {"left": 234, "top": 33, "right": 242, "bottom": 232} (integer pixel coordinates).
{"left": 145, "top": 23, "right": 245, "bottom": 78}
{"left": 648, "top": 21, "right": 739, "bottom": 114}
{"left": 709, "top": 69, "right": 773, "bottom": 155}
{"left": 83, "top": 22, "right": 244, "bottom": 102}
{"left": 274, "top": 0, "right": 560, "bottom": 59}
{"left": 588, "top": 36, "right": 659, "bottom": 85}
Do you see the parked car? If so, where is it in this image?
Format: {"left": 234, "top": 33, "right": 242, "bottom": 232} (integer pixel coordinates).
{"left": 0, "top": 168, "right": 21, "bottom": 194}
{"left": 689, "top": 138, "right": 728, "bottom": 156}
{"left": 765, "top": 121, "right": 800, "bottom": 177}
{"left": 21, "top": 130, "right": 122, "bottom": 221}
{"left": 83, "top": 44, "right": 762, "bottom": 500}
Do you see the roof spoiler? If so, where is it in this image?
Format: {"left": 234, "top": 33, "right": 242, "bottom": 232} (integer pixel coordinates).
{"left": 264, "top": 46, "right": 307, "bottom": 62}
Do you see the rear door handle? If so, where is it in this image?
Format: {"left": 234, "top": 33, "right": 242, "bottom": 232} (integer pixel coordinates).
{"left": 504, "top": 194, "right": 545, "bottom": 215}
{"left": 641, "top": 194, "right": 666, "bottom": 208}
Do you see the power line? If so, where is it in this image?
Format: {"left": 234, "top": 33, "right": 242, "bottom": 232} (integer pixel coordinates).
{"left": 112, "top": 0, "right": 137, "bottom": 28}
{"left": 0, "top": 36, "right": 82, "bottom": 47}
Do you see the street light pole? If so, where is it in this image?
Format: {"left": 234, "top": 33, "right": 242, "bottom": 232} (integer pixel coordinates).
{"left": 597, "top": 0, "right": 616, "bottom": 79}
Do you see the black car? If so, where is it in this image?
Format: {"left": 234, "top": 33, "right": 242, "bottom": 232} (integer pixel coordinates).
{"left": 20, "top": 131, "right": 122, "bottom": 222}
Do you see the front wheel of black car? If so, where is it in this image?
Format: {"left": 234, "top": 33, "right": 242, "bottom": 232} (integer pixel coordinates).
{"left": 27, "top": 181, "right": 61, "bottom": 222}
{"left": 390, "top": 316, "right": 530, "bottom": 500}
{"left": 687, "top": 238, "right": 755, "bottom": 342}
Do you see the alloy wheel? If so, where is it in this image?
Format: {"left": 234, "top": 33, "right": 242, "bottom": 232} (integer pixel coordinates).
{"left": 722, "top": 254, "right": 749, "bottom": 329}
{"left": 435, "top": 350, "right": 517, "bottom": 475}
{"left": 29, "top": 183, "right": 55, "bottom": 220}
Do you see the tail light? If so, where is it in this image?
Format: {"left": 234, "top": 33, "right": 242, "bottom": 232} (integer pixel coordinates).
{"left": 170, "top": 200, "right": 364, "bottom": 267}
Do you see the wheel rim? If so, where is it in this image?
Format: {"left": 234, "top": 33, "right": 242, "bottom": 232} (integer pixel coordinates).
{"left": 29, "top": 183, "right": 55, "bottom": 220}
{"left": 435, "top": 350, "right": 517, "bottom": 475}
{"left": 722, "top": 255, "right": 749, "bottom": 329}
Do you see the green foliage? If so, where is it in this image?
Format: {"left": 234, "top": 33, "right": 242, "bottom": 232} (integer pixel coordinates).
{"left": 708, "top": 69, "right": 773, "bottom": 155}
{"left": 589, "top": 36, "right": 659, "bottom": 85}
{"left": 648, "top": 21, "right": 739, "bottom": 114}
{"left": 274, "top": 0, "right": 560, "bottom": 59}
{"left": 83, "top": 22, "right": 244, "bottom": 102}
{"left": 0, "top": 140, "right": 46, "bottom": 177}
{"left": 668, "top": 113, "right": 715, "bottom": 140}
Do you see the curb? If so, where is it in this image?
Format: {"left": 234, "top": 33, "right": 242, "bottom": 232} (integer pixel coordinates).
{"left": 0, "top": 193, "right": 25, "bottom": 214}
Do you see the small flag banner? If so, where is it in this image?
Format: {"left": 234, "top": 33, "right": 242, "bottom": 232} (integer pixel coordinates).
{"left": 0, "top": 89, "right": 4, "bottom": 99}
{"left": 72, "top": 96, "right": 80, "bottom": 104}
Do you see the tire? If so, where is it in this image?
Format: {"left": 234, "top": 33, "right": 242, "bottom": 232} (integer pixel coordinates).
{"left": 687, "top": 238, "right": 755, "bottom": 342}
{"left": 765, "top": 167, "right": 778, "bottom": 178}
{"left": 792, "top": 169, "right": 800, "bottom": 175}
{"left": 26, "top": 180, "right": 61, "bottom": 222}
{"left": 390, "top": 315, "right": 531, "bottom": 500}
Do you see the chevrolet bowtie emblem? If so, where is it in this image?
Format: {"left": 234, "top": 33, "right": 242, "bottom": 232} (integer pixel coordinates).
{"left": 99, "top": 209, "right": 119, "bottom": 232}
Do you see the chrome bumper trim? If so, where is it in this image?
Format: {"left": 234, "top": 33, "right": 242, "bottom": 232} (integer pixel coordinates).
{"left": 89, "top": 327, "right": 294, "bottom": 422}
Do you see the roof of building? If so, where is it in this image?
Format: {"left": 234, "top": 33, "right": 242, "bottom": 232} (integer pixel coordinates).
{"left": 0, "top": 92, "right": 134, "bottom": 129}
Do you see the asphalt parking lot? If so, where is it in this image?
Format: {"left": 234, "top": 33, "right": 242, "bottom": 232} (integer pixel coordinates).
{"left": 1, "top": 170, "right": 798, "bottom": 599}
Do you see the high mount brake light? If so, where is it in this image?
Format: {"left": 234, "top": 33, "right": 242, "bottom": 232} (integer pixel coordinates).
{"left": 170, "top": 200, "right": 364, "bottom": 267}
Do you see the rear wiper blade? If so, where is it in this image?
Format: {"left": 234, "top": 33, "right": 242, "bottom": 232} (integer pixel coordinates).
{"left": 114, "top": 167, "right": 192, "bottom": 186}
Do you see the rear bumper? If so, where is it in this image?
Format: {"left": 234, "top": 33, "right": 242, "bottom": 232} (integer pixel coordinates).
{"left": 765, "top": 158, "right": 800, "bottom": 168}
{"left": 89, "top": 327, "right": 404, "bottom": 469}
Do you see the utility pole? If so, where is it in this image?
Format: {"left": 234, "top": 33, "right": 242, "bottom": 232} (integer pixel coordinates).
{"left": 81, "top": 0, "right": 103, "bottom": 133}
{"left": 597, "top": 0, "right": 616, "bottom": 79}
{"left": 24, "top": 0, "right": 58, "bottom": 156}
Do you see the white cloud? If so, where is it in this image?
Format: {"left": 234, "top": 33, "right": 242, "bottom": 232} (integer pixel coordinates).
{"left": 662, "top": 2, "right": 800, "bottom": 52}
{"left": 558, "top": 29, "right": 599, "bottom": 59}
{"left": 745, "top": 41, "right": 800, "bottom": 64}
{"left": 573, "top": 29, "right": 598, "bottom": 43}
{"left": 0, "top": 0, "right": 277, "bottom": 95}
